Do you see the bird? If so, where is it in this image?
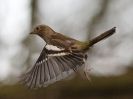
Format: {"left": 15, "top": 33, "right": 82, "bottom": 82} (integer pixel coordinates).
{"left": 21, "top": 25, "right": 116, "bottom": 89}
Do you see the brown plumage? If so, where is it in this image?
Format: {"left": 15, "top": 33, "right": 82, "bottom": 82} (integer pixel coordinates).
{"left": 21, "top": 25, "right": 116, "bottom": 89}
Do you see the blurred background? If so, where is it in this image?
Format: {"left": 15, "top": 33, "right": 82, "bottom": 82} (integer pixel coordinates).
{"left": 0, "top": 0, "right": 133, "bottom": 99}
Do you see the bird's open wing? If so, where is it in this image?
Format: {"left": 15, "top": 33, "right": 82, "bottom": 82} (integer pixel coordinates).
{"left": 21, "top": 46, "right": 85, "bottom": 89}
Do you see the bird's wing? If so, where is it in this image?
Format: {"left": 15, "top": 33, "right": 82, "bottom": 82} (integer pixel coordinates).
{"left": 21, "top": 46, "right": 85, "bottom": 89}
{"left": 50, "top": 33, "right": 77, "bottom": 48}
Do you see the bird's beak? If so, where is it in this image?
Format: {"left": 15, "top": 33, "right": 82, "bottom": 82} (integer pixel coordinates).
{"left": 30, "top": 32, "right": 35, "bottom": 34}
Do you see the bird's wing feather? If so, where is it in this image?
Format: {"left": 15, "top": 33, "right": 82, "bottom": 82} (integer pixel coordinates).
{"left": 51, "top": 33, "right": 76, "bottom": 48}
{"left": 21, "top": 46, "right": 85, "bottom": 89}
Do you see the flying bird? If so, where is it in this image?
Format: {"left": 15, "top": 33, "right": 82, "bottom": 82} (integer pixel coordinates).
{"left": 21, "top": 25, "right": 116, "bottom": 89}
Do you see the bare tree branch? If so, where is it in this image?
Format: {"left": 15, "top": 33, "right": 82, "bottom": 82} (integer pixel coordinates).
{"left": 31, "top": 0, "right": 38, "bottom": 26}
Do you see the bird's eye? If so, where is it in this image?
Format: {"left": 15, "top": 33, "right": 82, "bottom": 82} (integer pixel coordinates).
{"left": 36, "top": 27, "right": 40, "bottom": 31}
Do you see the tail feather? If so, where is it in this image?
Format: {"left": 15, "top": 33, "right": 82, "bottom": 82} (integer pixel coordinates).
{"left": 83, "top": 27, "right": 116, "bottom": 52}
{"left": 89, "top": 27, "right": 116, "bottom": 46}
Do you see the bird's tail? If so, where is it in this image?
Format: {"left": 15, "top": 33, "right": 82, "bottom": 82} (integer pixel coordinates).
{"left": 84, "top": 27, "right": 116, "bottom": 51}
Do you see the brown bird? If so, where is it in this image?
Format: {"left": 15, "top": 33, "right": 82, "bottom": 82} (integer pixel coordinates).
{"left": 21, "top": 25, "right": 116, "bottom": 89}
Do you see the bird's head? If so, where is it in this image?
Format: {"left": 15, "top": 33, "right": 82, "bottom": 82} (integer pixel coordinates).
{"left": 30, "top": 25, "right": 55, "bottom": 35}
{"left": 30, "top": 25, "right": 55, "bottom": 42}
